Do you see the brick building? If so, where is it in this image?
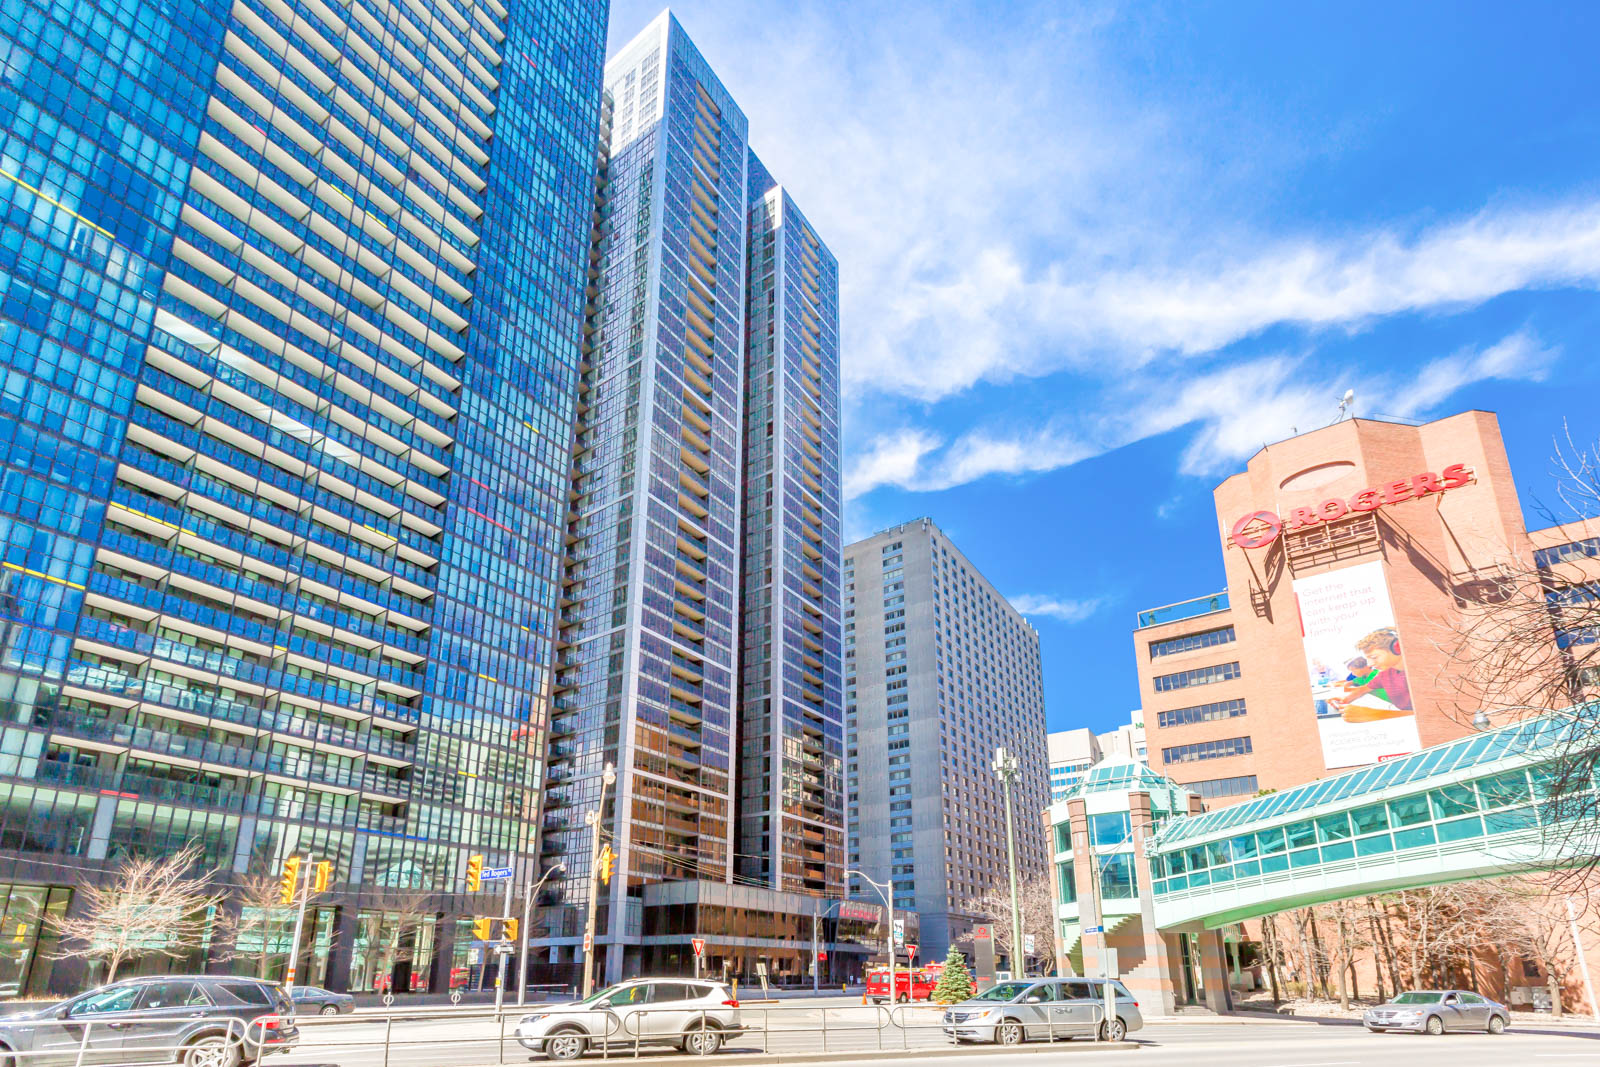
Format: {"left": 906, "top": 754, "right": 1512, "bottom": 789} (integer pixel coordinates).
{"left": 1135, "top": 410, "right": 1600, "bottom": 804}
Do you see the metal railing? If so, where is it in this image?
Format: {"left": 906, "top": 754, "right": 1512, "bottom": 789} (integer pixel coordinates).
{"left": 0, "top": 998, "right": 1125, "bottom": 1067}
{"left": 0, "top": 1013, "right": 274, "bottom": 1067}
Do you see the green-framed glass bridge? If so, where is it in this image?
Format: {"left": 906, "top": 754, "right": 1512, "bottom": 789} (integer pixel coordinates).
{"left": 1147, "top": 706, "right": 1600, "bottom": 929}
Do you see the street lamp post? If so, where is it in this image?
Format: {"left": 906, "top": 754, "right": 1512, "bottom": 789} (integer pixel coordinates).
{"left": 993, "top": 747, "right": 1026, "bottom": 978}
{"left": 847, "top": 869, "right": 897, "bottom": 1003}
{"left": 581, "top": 761, "right": 616, "bottom": 999}
{"left": 517, "top": 862, "right": 565, "bottom": 1007}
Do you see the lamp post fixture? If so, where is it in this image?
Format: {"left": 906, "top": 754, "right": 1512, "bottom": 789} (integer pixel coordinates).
{"left": 581, "top": 761, "right": 616, "bottom": 998}
{"left": 992, "top": 746, "right": 1026, "bottom": 978}
{"left": 847, "top": 869, "right": 897, "bottom": 1003}
{"left": 517, "top": 861, "right": 565, "bottom": 1007}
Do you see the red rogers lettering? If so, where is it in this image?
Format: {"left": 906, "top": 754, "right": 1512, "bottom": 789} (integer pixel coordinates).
{"left": 1228, "top": 463, "right": 1473, "bottom": 549}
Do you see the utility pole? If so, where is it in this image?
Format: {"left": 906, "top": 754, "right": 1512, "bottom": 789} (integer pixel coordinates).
{"left": 518, "top": 863, "right": 564, "bottom": 1007}
{"left": 495, "top": 873, "right": 514, "bottom": 1014}
{"left": 1568, "top": 897, "right": 1600, "bottom": 1020}
{"left": 581, "top": 761, "right": 616, "bottom": 999}
{"left": 993, "top": 747, "right": 1026, "bottom": 978}
{"left": 812, "top": 898, "right": 820, "bottom": 994}
{"left": 283, "top": 857, "right": 309, "bottom": 990}
{"left": 848, "top": 870, "right": 896, "bottom": 1004}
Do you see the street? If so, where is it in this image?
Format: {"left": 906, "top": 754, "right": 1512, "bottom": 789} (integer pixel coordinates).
{"left": 269, "top": 1000, "right": 1600, "bottom": 1067}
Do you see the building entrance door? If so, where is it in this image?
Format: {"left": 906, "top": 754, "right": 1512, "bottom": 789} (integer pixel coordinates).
{"left": 1177, "top": 934, "right": 1201, "bottom": 1006}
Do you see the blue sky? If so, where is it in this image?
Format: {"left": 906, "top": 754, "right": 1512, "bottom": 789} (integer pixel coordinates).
{"left": 606, "top": 1, "right": 1600, "bottom": 734}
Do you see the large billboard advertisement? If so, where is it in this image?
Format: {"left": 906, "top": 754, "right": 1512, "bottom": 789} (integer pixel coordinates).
{"left": 1294, "top": 561, "right": 1422, "bottom": 770}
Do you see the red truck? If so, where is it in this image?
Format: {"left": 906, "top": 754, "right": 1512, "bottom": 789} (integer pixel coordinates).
{"left": 867, "top": 968, "right": 937, "bottom": 1003}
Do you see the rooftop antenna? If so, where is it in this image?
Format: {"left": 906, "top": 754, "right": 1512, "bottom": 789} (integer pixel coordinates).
{"left": 1335, "top": 388, "right": 1355, "bottom": 423}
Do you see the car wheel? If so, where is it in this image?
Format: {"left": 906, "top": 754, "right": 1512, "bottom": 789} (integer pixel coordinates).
{"left": 184, "top": 1035, "right": 242, "bottom": 1067}
{"left": 1099, "top": 1016, "right": 1127, "bottom": 1042}
{"left": 896, "top": 992, "right": 909, "bottom": 1004}
{"left": 1425, "top": 1015, "right": 1444, "bottom": 1036}
{"left": 995, "top": 1020, "right": 1024, "bottom": 1046}
{"left": 545, "top": 1030, "right": 588, "bottom": 1061}
{"left": 682, "top": 1028, "right": 722, "bottom": 1056}
{"left": 1488, "top": 1015, "right": 1506, "bottom": 1034}
{"left": 320, "top": 1004, "right": 340, "bottom": 1016}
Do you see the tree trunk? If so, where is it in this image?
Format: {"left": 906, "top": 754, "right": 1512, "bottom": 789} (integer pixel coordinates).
{"left": 106, "top": 956, "right": 121, "bottom": 983}
{"left": 1367, "top": 907, "right": 1391, "bottom": 1000}
{"left": 1288, "top": 910, "right": 1314, "bottom": 998}
{"left": 1334, "top": 911, "right": 1350, "bottom": 1010}
{"left": 1264, "top": 920, "right": 1283, "bottom": 1006}
{"left": 1307, "top": 913, "right": 1331, "bottom": 999}
{"left": 1548, "top": 969, "right": 1564, "bottom": 1018}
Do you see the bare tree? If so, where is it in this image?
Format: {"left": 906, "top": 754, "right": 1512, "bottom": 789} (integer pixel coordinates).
{"left": 212, "top": 874, "right": 304, "bottom": 979}
{"left": 46, "top": 845, "right": 223, "bottom": 983}
{"left": 1440, "top": 430, "right": 1600, "bottom": 885}
{"left": 956, "top": 873, "right": 1056, "bottom": 971}
{"left": 1491, "top": 876, "right": 1584, "bottom": 1018}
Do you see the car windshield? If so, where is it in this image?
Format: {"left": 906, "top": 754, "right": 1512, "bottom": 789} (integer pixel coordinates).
{"left": 971, "top": 982, "right": 1031, "bottom": 1002}
{"left": 1392, "top": 991, "right": 1445, "bottom": 1005}
{"left": 576, "top": 984, "right": 623, "bottom": 1006}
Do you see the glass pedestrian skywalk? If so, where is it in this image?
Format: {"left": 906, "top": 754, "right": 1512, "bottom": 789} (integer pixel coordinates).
{"left": 1148, "top": 706, "right": 1600, "bottom": 906}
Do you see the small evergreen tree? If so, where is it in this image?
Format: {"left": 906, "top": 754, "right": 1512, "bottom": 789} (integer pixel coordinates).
{"left": 932, "top": 947, "right": 975, "bottom": 1004}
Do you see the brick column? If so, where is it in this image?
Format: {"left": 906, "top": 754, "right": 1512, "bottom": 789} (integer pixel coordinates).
{"left": 1128, "top": 791, "right": 1179, "bottom": 1016}
{"left": 1044, "top": 808, "right": 1066, "bottom": 976}
{"left": 1198, "top": 928, "right": 1234, "bottom": 1013}
{"left": 1067, "top": 798, "right": 1099, "bottom": 979}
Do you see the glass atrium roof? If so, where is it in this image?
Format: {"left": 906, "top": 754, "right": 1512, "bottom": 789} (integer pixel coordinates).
{"left": 1060, "top": 758, "right": 1193, "bottom": 812}
{"left": 1151, "top": 707, "right": 1596, "bottom": 850}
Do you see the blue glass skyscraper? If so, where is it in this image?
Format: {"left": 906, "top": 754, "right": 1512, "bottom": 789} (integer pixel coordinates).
{"left": 0, "top": 0, "right": 605, "bottom": 995}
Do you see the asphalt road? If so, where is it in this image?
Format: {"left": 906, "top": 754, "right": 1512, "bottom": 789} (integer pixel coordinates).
{"left": 272, "top": 1004, "right": 1600, "bottom": 1067}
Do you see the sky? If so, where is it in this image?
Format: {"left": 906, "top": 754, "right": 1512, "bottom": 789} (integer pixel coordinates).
{"left": 604, "top": 1, "right": 1600, "bottom": 735}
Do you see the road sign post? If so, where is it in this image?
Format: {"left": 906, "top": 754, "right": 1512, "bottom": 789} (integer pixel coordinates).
{"left": 495, "top": 873, "right": 514, "bottom": 1014}
{"left": 692, "top": 937, "right": 705, "bottom": 980}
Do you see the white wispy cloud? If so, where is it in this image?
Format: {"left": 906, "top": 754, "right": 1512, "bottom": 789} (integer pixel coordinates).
{"left": 842, "top": 428, "right": 942, "bottom": 499}
{"left": 604, "top": 2, "right": 1579, "bottom": 503}
{"left": 842, "top": 329, "right": 1556, "bottom": 496}
{"left": 1007, "top": 594, "right": 1103, "bottom": 623}
{"left": 1394, "top": 329, "right": 1558, "bottom": 417}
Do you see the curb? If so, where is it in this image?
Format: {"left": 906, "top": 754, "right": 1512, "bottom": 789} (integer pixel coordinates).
{"left": 452, "top": 1042, "right": 1139, "bottom": 1065}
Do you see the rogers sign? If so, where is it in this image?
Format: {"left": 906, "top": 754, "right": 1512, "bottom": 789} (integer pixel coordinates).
{"left": 1229, "top": 463, "right": 1474, "bottom": 550}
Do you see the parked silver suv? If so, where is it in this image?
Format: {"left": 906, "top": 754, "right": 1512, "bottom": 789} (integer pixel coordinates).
{"left": 0, "top": 975, "right": 299, "bottom": 1066}
{"left": 517, "top": 979, "right": 742, "bottom": 1060}
{"left": 943, "top": 977, "right": 1143, "bottom": 1044}
{"left": 1364, "top": 989, "right": 1510, "bottom": 1035}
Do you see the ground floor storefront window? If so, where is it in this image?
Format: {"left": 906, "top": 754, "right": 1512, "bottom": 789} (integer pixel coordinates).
{"left": 348, "top": 908, "right": 437, "bottom": 994}
{"left": 0, "top": 883, "right": 70, "bottom": 996}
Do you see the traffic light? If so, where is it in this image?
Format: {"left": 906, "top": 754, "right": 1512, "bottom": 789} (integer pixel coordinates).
{"left": 466, "top": 853, "right": 484, "bottom": 892}
{"left": 312, "top": 861, "right": 332, "bottom": 893}
{"left": 472, "top": 917, "right": 492, "bottom": 941}
{"left": 278, "top": 857, "right": 301, "bottom": 906}
{"left": 599, "top": 844, "right": 614, "bottom": 885}
{"left": 503, "top": 918, "right": 518, "bottom": 942}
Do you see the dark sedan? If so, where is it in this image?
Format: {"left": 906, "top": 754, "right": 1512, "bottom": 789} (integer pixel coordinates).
{"left": 289, "top": 986, "right": 355, "bottom": 1016}
{"left": 0, "top": 975, "right": 298, "bottom": 1065}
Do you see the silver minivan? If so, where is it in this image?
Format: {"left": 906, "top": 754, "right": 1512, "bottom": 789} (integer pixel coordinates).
{"left": 943, "top": 977, "right": 1143, "bottom": 1044}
